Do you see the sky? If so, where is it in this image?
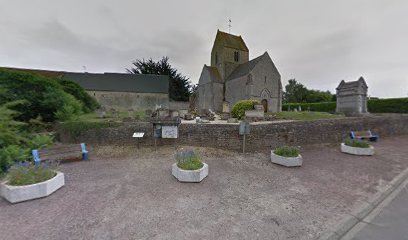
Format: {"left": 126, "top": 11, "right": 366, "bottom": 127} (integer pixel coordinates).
{"left": 0, "top": 0, "right": 407, "bottom": 98}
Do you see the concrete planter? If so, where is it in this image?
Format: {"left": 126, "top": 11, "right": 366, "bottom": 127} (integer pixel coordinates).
{"left": 172, "top": 163, "right": 208, "bottom": 182}
{"left": 341, "top": 143, "right": 374, "bottom": 156}
{"left": 1, "top": 171, "right": 64, "bottom": 203}
{"left": 271, "top": 151, "right": 303, "bottom": 167}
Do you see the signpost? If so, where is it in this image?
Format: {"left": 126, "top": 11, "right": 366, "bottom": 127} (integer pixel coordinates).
{"left": 150, "top": 116, "right": 181, "bottom": 150}
{"left": 239, "top": 122, "right": 250, "bottom": 153}
{"left": 132, "top": 132, "right": 145, "bottom": 149}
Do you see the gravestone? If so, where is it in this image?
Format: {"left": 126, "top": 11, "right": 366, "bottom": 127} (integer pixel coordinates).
{"left": 179, "top": 109, "right": 188, "bottom": 119}
{"left": 254, "top": 104, "right": 264, "bottom": 111}
{"left": 184, "top": 114, "right": 194, "bottom": 120}
{"left": 245, "top": 110, "right": 264, "bottom": 118}
{"left": 170, "top": 110, "right": 179, "bottom": 118}
{"left": 145, "top": 109, "right": 153, "bottom": 118}
{"left": 222, "top": 101, "right": 230, "bottom": 113}
{"left": 127, "top": 109, "right": 134, "bottom": 118}
{"left": 110, "top": 108, "right": 118, "bottom": 118}
{"left": 96, "top": 109, "right": 106, "bottom": 118}
{"left": 336, "top": 77, "right": 368, "bottom": 115}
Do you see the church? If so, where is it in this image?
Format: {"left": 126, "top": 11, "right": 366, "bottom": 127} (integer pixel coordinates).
{"left": 197, "top": 30, "right": 282, "bottom": 113}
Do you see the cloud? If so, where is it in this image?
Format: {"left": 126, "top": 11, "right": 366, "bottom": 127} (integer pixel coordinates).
{"left": 0, "top": 0, "right": 407, "bottom": 97}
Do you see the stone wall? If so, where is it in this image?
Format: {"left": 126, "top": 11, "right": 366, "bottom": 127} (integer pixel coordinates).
{"left": 87, "top": 91, "right": 169, "bottom": 111}
{"left": 169, "top": 101, "right": 189, "bottom": 110}
{"left": 58, "top": 115, "right": 408, "bottom": 152}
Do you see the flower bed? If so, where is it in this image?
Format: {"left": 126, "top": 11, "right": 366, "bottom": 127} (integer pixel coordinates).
{"left": 1, "top": 171, "right": 64, "bottom": 203}
{"left": 0, "top": 162, "right": 64, "bottom": 203}
{"left": 271, "top": 146, "right": 302, "bottom": 167}
{"left": 341, "top": 138, "right": 374, "bottom": 156}
{"left": 341, "top": 143, "right": 374, "bottom": 156}
{"left": 172, "top": 149, "right": 208, "bottom": 182}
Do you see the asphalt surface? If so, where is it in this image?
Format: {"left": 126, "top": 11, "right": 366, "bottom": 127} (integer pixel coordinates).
{"left": 1, "top": 136, "right": 408, "bottom": 240}
{"left": 352, "top": 182, "right": 408, "bottom": 240}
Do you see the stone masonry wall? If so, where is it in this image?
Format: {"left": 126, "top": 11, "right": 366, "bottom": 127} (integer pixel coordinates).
{"left": 58, "top": 115, "right": 408, "bottom": 152}
{"left": 87, "top": 91, "right": 169, "bottom": 111}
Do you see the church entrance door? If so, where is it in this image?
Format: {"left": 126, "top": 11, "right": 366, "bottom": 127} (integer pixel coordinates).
{"left": 261, "top": 99, "right": 268, "bottom": 112}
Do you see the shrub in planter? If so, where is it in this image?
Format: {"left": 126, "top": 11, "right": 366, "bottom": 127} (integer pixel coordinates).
{"left": 271, "top": 146, "right": 302, "bottom": 167}
{"left": 176, "top": 149, "right": 203, "bottom": 170}
{"left": 172, "top": 148, "right": 208, "bottom": 182}
{"left": 1, "top": 161, "right": 64, "bottom": 203}
{"left": 231, "top": 100, "right": 260, "bottom": 120}
{"left": 341, "top": 138, "right": 374, "bottom": 156}
{"left": 6, "top": 162, "right": 57, "bottom": 186}
{"left": 344, "top": 138, "right": 370, "bottom": 148}
{"left": 273, "top": 146, "right": 300, "bottom": 157}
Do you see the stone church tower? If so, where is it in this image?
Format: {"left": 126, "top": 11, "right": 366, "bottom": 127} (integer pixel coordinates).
{"left": 197, "top": 30, "right": 282, "bottom": 113}
{"left": 211, "top": 30, "right": 249, "bottom": 80}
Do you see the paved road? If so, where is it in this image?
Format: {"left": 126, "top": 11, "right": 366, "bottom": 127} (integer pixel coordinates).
{"left": 352, "top": 183, "right": 408, "bottom": 240}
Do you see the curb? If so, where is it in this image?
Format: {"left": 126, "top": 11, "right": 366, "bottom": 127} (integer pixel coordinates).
{"left": 318, "top": 167, "right": 408, "bottom": 240}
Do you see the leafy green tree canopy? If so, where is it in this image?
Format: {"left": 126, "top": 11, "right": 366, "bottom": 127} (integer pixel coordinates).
{"left": 284, "top": 79, "right": 335, "bottom": 103}
{"left": 127, "top": 57, "right": 191, "bottom": 101}
{"left": 0, "top": 69, "right": 97, "bottom": 122}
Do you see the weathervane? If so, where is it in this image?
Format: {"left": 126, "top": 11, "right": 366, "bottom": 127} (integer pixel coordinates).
{"left": 228, "top": 19, "right": 232, "bottom": 33}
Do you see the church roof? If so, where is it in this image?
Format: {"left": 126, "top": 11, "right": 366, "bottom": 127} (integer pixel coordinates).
{"left": 63, "top": 72, "right": 169, "bottom": 93}
{"left": 203, "top": 65, "right": 223, "bottom": 83}
{"left": 226, "top": 53, "right": 266, "bottom": 81}
{"left": 214, "top": 30, "right": 249, "bottom": 52}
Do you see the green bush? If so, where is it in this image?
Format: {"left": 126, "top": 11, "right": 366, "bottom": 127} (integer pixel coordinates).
{"left": 344, "top": 138, "right": 370, "bottom": 148}
{"left": 367, "top": 98, "right": 408, "bottom": 113}
{"left": 6, "top": 162, "right": 57, "bottom": 186}
{"left": 27, "top": 134, "right": 54, "bottom": 150}
{"left": 273, "top": 146, "right": 299, "bottom": 157}
{"left": 0, "top": 101, "right": 56, "bottom": 173}
{"left": 283, "top": 102, "right": 336, "bottom": 112}
{"left": 175, "top": 149, "right": 203, "bottom": 170}
{"left": 231, "top": 100, "right": 260, "bottom": 119}
{"left": 0, "top": 145, "right": 30, "bottom": 172}
{"left": 0, "top": 69, "right": 93, "bottom": 122}
{"left": 0, "top": 101, "right": 27, "bottom": 148}
{"left": 54, "top": 95, "right": 83, "bottom": 121}
{"left": 58, "top": 79, "right": 99, "bottom": 113}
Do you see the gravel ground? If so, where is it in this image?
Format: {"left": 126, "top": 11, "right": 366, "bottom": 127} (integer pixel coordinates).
{"left": 1, "top": 136, "right": 408, "bottom": 240}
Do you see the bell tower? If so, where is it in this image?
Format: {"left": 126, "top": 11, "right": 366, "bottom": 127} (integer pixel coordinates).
{"left": 210, "top": 30, "right": 249, "bottom": 81}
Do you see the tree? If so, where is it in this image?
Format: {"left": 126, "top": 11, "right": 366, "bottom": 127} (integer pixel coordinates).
{"left": 284, "top": 79, "right": 308, "bottom": 103}
{"left": 127, "top": 57, "right": 191, "bottom": 101}
{"left": 305, "top": 90, "right": 333, "bottom": 103}
{"left": 0, "top": 69, "right": 88, "bottom": 122}
{"left": 284, "top": 79, "right": 335, "bottom": 103}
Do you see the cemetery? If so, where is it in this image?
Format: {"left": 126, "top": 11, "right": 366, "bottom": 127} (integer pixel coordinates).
{"left": 1, "top": 67, "right": 408, "bottom": 239}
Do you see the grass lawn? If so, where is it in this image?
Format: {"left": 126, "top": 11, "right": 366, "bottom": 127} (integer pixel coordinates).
{"left": 274, "top": 111, "right": 344, "bottom": 121}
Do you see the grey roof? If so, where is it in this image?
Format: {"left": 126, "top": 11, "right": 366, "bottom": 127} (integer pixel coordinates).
{"left": 214, "top": 30, "right": 249, "bottom": 52}
{"left": 337, "top": 77, "right": 367, "bottom": 90}
{"left": 63, "top": 72, "right": 169, "bottom": 93}
{"left": 204, "top": 66, "right": 223, "bottom": 83}
{"left": 226, "top": 53, "right": 265, "bottom": 81}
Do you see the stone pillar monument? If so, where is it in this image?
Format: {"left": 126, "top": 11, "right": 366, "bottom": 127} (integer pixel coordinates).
{"left": 336, "top": 77, "right": 368, "bottom": 116}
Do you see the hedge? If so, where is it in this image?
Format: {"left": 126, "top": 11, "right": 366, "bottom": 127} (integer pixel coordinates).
{"left": 283, "top": 98, "right": 408, "bottom": 113}
{"left": 283, "top": 102, "right": 336, "bottom": 112}
{"left": 367, "top": 98, "right": 408, "bottom": 113}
